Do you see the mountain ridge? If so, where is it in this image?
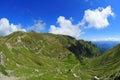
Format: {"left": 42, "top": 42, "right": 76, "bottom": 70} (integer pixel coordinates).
{"left": 0, "top": 31, "right": 120, "bottom": 80}
{"left": 93, "top": 41, "right": 120, "bottom": 52}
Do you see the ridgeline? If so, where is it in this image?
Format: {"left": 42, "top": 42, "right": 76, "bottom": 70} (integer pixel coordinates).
{"left": 0, "top": 31, "right": 119, "bottom": 80}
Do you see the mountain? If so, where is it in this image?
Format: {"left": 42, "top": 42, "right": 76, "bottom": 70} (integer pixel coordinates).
{"left": 92, "top": 41, "right": 120, "bottom": 52}
{"left": 0, "top": 31, "right": 120, "bottom": 80}
{"left": 0, "top": 31, "right": 101, "bottom": 80}
{"left": 90, "top": 44, "right": 120, "bottom": 80}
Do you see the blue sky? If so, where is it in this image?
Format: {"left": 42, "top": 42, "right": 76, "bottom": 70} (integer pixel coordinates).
{"left": 0, "top": 0, "right": 120, "bottom": 41}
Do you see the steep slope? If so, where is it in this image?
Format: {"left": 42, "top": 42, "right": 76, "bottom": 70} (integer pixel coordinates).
{"left": 0, "top": 31, "right": 101, "bottom": 80}
{"left": 89, "top": 44, "right": 120, "bottom": 80}
{"left": 1, "top": 31, "right": 120, "bottom": 80}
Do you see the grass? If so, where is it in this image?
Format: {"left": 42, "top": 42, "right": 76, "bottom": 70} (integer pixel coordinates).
{"left": 0, "top": 31, "right": 119, "bottom": 80}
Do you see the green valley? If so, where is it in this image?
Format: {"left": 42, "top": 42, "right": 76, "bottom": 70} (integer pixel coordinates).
{"left": 0, "top": 31, "right": 119, "bottom": 80}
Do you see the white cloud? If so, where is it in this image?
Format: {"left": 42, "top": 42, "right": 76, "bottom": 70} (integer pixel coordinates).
{"left": 49, "top": 16, "right": 83, "bottom": 39}
{"left": 28, "top": 20, "right": 46, "bottom": 32}
{"left": 0, "top": 18, "right": 26, "bottom": 36}
{"left": 81, "top": 6, "right": 114, "bottom": 29}
{"left": 91, "top": 37, "right": 120, "bottom": 41}
{"left": 49, "top": 6, "right": 114, "bottom": 39}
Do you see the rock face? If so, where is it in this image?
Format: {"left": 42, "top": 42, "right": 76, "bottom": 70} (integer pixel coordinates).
{"left": 0, "top": 72, "right": 17, "bottom": 80}
{"left": 0, "top": 52, "right": 5, "bottom": 66}
{"left": 91, "top": 76, "right": 100, "bottom": 80}
{"left": 67, "top": 40, "right": 101, "bottom": 59}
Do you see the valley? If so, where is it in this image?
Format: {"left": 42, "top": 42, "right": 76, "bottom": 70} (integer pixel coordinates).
{"left": 0, "top": 31, "right": 120, "bottom": 80}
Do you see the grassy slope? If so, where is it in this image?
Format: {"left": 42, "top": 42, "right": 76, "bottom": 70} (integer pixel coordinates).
{"left": 0, "top": 31, "right": 96, "bottom": 80}
{"left": 0, "top": 31, "right": 119, "bottom": 80}
{"left": 89, "top": 44, "right": 120, "bottom": 80}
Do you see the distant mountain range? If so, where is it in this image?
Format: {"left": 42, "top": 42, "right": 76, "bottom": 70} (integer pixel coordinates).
{"left": 92, "top": 41, "right": 120, "bottom": 52}
{"left": 0, "top": 31, "right": 120, "bottom": 80}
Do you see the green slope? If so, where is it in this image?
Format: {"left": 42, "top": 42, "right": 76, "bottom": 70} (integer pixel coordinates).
{"left": 1, "top": 31, "right": 120, "bottom": 80}
{"left": 89, "top": 44, "right": 120, "bottom": 80}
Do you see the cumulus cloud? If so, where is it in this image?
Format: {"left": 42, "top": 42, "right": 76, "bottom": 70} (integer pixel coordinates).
{"left": 49, "top": 16, "right": 83, "bottom": 39}
{"left": 49, "top": 6, "right": 114, "bottom": 39}
{"left": 28, "top": 20, "right": 46, "bottom": 32}
{"left": 0, "top": 18, "right": 26, "bottom": 36}
{"left": 91, "top": 37, "right": 120, "bottom": 41}
{"left": 81, "top": 6, "right": 114, "bottom": 29}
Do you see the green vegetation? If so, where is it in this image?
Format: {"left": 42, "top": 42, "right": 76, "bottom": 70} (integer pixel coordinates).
{"left": 0, "top": 31, "right": 119, "bottom": 80}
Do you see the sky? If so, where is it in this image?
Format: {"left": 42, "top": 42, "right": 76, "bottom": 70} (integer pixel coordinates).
{"left": 0, "top": 0, "right": 120, "bottom": 41}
